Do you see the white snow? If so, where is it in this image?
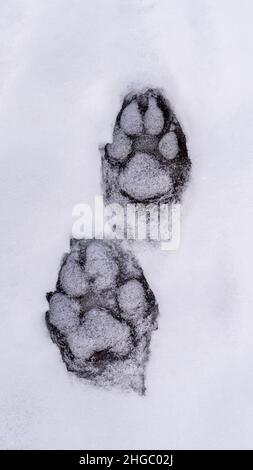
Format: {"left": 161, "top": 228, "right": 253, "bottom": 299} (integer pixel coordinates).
{"left": 1, "top": 0, "right": 253, "bottom": 450}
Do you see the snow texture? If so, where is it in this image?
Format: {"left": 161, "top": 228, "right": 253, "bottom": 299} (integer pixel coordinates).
{"left": 46, "top": 239, "right": 159, "bottom": 395}
{"left": 1, "top": 0, "right": 253, "bottom": 451}
{"left": 102, "top": 89, "right": 191, "bottom": 204}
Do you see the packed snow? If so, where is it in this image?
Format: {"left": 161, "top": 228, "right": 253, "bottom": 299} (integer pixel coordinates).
{"left": 1, "top": 0, "right": 253, "bottom": 450}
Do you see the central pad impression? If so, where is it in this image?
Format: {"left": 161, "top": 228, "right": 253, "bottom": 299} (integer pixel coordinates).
{"left": 119, "top": 152, "right": 172, "bottom": 201}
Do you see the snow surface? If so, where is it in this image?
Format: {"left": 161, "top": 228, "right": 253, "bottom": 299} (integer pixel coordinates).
{"left": 1, "top": 0, "right": 253, "bottom": 450}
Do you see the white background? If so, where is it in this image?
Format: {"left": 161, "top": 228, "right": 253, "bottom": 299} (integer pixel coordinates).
{"left": 0, "top": 0, "right": 253, "bottom": 449}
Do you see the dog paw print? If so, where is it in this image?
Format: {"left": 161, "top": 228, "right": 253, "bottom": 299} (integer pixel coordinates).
{"left": 46, "top": 239, "right": 159, "bottom": 394}
{"left": 102, "top": 89, "right": 191, "bottom": 205}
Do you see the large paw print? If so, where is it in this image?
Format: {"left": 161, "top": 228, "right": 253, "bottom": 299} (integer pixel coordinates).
{"left": 102, "top": 89, "right": 191, "bottom": 205}
{"left": 46, "top": 239, "right": 159, "bottom": 394}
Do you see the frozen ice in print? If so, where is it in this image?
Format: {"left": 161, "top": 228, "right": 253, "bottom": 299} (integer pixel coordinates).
{"left": 46, "top": 239, "right": 159, "bottom": 394}
{"left": 102, "top": 88, "right": 191, "bottom": 206}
